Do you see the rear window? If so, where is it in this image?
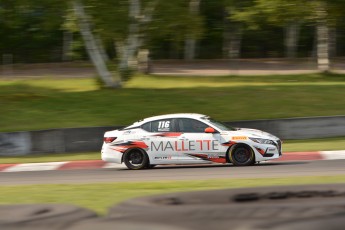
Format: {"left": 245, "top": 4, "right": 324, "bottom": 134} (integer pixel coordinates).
{"left": 141, "top": 122, "right": 151, "bottom": 132}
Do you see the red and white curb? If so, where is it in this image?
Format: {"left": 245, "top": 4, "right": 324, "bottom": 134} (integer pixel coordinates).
{"left": 0, "top": 150, "right": 345, "bottom": 173}
{"left": 0, "top": 161, "right": 126, "bottom": 173}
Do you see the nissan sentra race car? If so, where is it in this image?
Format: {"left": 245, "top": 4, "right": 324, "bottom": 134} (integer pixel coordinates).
{"left": 102, "top": 113, "right": 282, "bottom": 169}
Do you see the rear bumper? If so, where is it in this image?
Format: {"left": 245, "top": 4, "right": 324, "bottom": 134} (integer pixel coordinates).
{"left": 101, "top": 144, "right": 123, "bottom": 164}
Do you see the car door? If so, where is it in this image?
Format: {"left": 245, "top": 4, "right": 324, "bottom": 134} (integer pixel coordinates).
{"left": 175, "top": 118, "right": 225, "bottom": 163}
{"left": 144, "top": 118, "right": 183, "bottom": 164}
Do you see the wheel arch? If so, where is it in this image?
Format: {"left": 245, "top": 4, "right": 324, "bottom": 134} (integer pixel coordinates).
{"left": 226, "top": 143, "right": 256, "bottom": 163}
{"left": 121, "top": 147, "right": 151, "bottom": 164}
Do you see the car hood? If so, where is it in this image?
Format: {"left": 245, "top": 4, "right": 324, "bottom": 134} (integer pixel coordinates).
{"left": 224, "top": 128, "right": 279, "bottom": 140}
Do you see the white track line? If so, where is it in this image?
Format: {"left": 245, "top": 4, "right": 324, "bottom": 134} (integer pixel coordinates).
{"left": 102, "top": 163, "right": 127, "bottom": 169}
{"left": 320, "top": 150, "right": 345, "bottom": 160}
{"left": 3, "top": 162, "right": 68, "bottom": 172}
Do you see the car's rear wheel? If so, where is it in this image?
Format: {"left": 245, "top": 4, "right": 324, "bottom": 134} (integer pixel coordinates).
{"left": 228, "top": 145, "right": 255, "bottom": 166}
{"left": 123, "top": 149, "right": 149, "bottom": 170}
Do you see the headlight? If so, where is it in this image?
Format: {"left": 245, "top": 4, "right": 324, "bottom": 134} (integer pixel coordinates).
{"left": 249, "top": 137, "right": 275, "bottom": 145}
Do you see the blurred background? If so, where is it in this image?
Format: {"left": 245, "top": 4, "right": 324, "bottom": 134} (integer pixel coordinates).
{"left": 1, "top": 0, "right": 345, "bottom": 75}
{"left": 0, "top": 0, "right": 344, "bottom": 141}
{"left": 0, "top": 1, "right": 345, "bottom": 225}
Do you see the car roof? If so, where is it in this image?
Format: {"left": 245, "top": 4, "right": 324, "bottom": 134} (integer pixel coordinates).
{"left": 128, "top": 113, "right": 208, "bottom": 127}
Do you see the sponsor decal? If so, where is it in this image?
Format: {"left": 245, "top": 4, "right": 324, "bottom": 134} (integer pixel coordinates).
{"left": 232, "top": 136, "right": 248, "bottom": 141}
{"left": 111, "top": 141, "right": 149, "bottom": 153}
{"left": 187, "top": 153, "right": 226, "bottom": 163}
{"left": 154, "top": 156, "right": 172, "bottom": 160}
{"left": 153, "top": 133, "right": 183, "bottom": 137}
{"left": 255, "top": 147, "right": 265, "bottom": 155}
{"left": 221, "top": 141, "right": 237, "bottom": 147}
{"left": 266, "top": 147, "right": 276, "bottom": 153}
{"left": 157, "top": 121, "right": 170, "bottom": 132}
{"left": 150, "top": 140, "right": 220, "bottom": 152}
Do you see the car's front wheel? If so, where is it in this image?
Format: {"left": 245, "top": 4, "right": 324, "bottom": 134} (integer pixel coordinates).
{"left": 228, "top": 145, "right": 255, "bottom": 166}
{"left": 123, "top": 149, "right": 149, "bottom": 170}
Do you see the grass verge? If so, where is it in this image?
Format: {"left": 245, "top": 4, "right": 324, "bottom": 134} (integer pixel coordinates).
{"left": 1, "top": 176, "right": 345, "bottom": 214}
{"left": 0, "top": 73, "right": 344, "bottom": 132}
{"left": 0, "top": 137, "right": 344, "bottom": 164}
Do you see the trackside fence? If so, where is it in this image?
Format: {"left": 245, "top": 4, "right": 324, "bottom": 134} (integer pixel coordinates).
{"left": 0, "top": 116, "right": 344, "bottom": 156}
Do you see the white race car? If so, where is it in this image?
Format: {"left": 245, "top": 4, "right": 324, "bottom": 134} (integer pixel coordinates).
{"left": 102, "top": 113, "right": 282, "bottom": 169}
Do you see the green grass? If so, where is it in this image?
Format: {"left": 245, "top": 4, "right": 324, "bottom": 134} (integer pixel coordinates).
{"left": 283, "top": 137, "right": 345, "bottom": 152}
{"left": 0, "top": 137, "right": 344, "bottom": 164}
{"left": 0, "top": 73, "right": 344, "bottom": 132}
{"left": 1, "top": 176, "right": 345, "bottom": 214}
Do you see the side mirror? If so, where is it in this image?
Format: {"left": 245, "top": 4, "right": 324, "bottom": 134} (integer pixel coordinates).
{"left": 205, "top": 127, "right": 216, "bottom": 133}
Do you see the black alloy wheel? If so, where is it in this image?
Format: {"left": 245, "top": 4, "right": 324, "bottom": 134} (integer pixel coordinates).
{"left": 123, "top": 149, "right": 149, "bottom": 170}
{"left": 229, "top": 146, "right": 255, "bottom": 166}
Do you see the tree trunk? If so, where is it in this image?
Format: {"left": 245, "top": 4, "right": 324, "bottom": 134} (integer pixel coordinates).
{"left": 62, "top": 31, "right": 73, "bottom": 62}
{"left": 285, "top": 23, "right": 299, "bottom": 59}
{"left": 316, "top": 3, "right": 329, "bottom": 72}
{"left": 184, "top": 0, "right": 200, "bottom": 60}
{"left": 223, "top": 10, "right": 242, "bottom": 59}
{"left": 223, "top": 25, "right": 242, "bottom": 59}
{"left": 223, "top": 11, "right": 231, "bottom": 59}
{"left": 228, "top": 25, "right": 242, "bottom": 59}
{"left": 73, "top": 0, "right": 120, "bottom": 87}
{"left": 316, "top": 22, "right": 329, "bottom": 71}
{"left": 329, "top": 27, "right": 337, "bottom": 58}
{"left": 119, "top": 0, "right": 141, "bottom": 71}
{"left": 96, "top": 36, "right": 109, "bottom": 62}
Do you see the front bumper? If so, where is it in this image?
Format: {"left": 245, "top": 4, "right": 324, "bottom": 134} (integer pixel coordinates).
{"left": 253, "top": 142, "right": 282, "bottom": 161}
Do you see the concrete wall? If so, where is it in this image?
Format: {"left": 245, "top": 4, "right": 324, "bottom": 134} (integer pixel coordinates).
{"left": 0, "top": 126, "right": 122, "bottom": 156}
{"left": 0, "top": 116, "right": 344, "bottom": 156}
{"left": 0, "top": 132, "right": 31, "bottom": 156}
{"left": 226, "top": 115, "right": 345, "bottom": 140}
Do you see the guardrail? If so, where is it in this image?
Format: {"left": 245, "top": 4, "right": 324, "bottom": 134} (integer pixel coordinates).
{"left": 0, "top": 116, "right": 344, "bottom": 156}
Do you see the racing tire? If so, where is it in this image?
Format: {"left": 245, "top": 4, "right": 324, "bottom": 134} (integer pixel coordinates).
{"left": 123, "top": 149, "right": 149, "bottom": 170}
{"left": 228, "top": 145, "right": 255, "bottom": 166}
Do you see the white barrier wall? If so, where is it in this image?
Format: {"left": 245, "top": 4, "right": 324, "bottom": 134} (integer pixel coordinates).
{"left": 0, "top": 116, "right": 344, "bottom": 156}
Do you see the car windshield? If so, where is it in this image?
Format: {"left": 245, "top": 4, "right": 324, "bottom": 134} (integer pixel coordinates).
{"left": 202, "top": 117, "right": 237, "bottom": 131}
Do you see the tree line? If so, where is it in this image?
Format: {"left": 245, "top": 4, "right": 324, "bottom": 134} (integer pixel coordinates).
{"left": 1, "top": 0, "right": 344, "bottom": 86}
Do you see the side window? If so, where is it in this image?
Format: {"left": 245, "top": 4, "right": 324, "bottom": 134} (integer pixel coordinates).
{"left": 141, "top": 122, "right": 151, "bottom": 132}
{"left": 151, "top": 119, "right": 174, "bottom": 132}
{"left": 178, "top": 118, "right": 208, "bottom": 133}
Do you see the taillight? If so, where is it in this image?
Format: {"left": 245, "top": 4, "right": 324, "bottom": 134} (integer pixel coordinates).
{"left": 104, "top": 137, "right": 117, "bottom": 143}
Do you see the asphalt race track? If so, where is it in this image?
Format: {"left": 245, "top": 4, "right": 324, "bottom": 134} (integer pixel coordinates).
{"left": 0, "top": 159, "right": 345, "bottom": 185}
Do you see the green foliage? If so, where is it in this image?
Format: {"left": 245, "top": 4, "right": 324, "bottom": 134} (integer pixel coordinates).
{"left": 119, "top": 67, "right": 135, "bottom": 82}
{"left": 84, "top": 0, "right": 129, "bottom": 41}
{"left": 0, "top": 0, "right": 68, "bottom": 62}
{"left": 2, "top": 0, "right": 345, "bottom": 61}
{"left": 148, "top": 0, "right": 204, "bottom": 43}
{"left": 231, "top": 0, "right": 345, "bottom": 28}
{"left": 230, "top": 0, "right": 308, "bottom": 29}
